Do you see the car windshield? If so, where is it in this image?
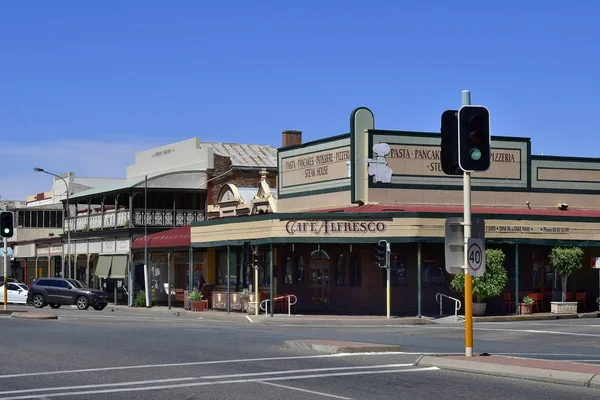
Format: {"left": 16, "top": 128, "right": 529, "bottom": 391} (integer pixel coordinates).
{"left": 67, "top": 279, "right": 85, "bottom": 288}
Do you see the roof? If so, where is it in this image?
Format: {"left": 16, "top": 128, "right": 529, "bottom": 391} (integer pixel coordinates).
{"left": 69, "top": 177, "right": 132, "bottom": 200}
{"left": 312, "top": 204, "right": 600, "bottom": 218}
{"left": 131, "top": 225, "right": 191, "bottom": 249}
{"left": 237, "top": 187, "right": 258, "bottom": 203}
{"left": 207, "top": 143, "right": 277, "bottom": 168}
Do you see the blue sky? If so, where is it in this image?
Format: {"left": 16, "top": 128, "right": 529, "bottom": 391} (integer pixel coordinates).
{"left": 1, "top": 1, "right": 599, "bottom": 200}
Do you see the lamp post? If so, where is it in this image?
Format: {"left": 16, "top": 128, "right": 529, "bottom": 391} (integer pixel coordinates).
{"left": 34, "top": 168, "right": 70, "bottom": 279}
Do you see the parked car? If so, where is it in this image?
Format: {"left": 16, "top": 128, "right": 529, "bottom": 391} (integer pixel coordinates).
{"left": 0, "top": 282, "right": 28, "bottom": 304}
{"left": 27, "top": 278, "right": 108, "bottom": 310}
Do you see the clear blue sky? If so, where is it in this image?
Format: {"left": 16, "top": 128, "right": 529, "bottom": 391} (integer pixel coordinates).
{"left": 1, "top": 1, "right": 598, "bottom": 200}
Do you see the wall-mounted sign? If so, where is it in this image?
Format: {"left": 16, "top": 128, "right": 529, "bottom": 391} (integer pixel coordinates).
{"left": 285, "top": 220, "right": 386, "bottom": 235}
{"left": 382, "top": 144, "right": 521, "bottom": 179}
{"left": 281, "top": 147, "right": 350, "bottom": 188}
{"left": 420, "top": 224, "right": 570, "bottom": 234}
{"left": 591, "top": 257, "right": 600, "bottom": 269}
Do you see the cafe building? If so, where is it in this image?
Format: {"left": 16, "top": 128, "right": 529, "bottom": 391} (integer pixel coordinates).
{"left": 189, "top": 108, "right": 600, "bottom": 316}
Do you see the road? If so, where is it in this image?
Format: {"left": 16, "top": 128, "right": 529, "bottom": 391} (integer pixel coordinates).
{"left": 1, "top": 307, "right": 599, "bottom": 399}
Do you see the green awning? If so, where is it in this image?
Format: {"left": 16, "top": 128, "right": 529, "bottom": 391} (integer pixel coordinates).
{"left": 110, "top": 255, "right": 128, "bottom": 279}
{"left": 94, "top": 255, "right": 112, "bottom": 278}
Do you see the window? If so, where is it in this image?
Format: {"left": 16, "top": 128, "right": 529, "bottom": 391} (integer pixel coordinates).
{"left": 283, "top": 256, "right": 293, "bottom": 284}
{"left": 349, "top": 254, "right": 361, "bottom": 287}
{"left": 296, "top": 256, "right": 305, "bottom": 283}
{"left": 56, "top": 280, "right": 69, "bottom": 289}
{"left": 335, "top": 254, "right": 346, "bottom": 286}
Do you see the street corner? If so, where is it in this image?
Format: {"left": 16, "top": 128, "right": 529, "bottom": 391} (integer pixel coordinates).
{"left": 415, "top": 354, "right": 600, "bottom": 388}
{"left": 281, "top": 339, "right": 402, "bottom": 354}
{"left": 11, "top": 312, "right": 58, "bottom": 320}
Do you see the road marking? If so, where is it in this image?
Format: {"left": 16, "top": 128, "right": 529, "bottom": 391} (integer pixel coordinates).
{"left": 0, "top": 353, "right": 410, "bottom": 379}
{"left": 0, "top": 364, "right": 414, "bottom": 396}
{"left": 0, "top": 367, "right": 439, "bottom": 399}
{"left": 259, "top": 381, "right": 352, "bottom": 399}
{"left": 431, "top": 326, "right": 600, "bottom": 338}
{"left": 246, "top": 315, "right": 253, "bottom": 323}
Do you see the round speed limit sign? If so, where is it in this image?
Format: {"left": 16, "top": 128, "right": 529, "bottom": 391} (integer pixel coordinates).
{"left": 467, "top": 238, "right": 485, "bottom": 276}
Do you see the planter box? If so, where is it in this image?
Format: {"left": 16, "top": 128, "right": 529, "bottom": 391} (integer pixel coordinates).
{"left": 191, "top": 300, "right": 208, "bottom": 312}
{"left": 550, "top": 301, "right": 577, "bottom": 314}
{"left": 472, "top": 302, "right": 487, "bottom": 316}
{"left": 519, "top": 303, "right": 533, "bottom": 315}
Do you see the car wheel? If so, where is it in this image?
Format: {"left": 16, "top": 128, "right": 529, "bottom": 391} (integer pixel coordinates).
{"left": 32, "top": 294, "right": 45, "bottom": 308}
{"left": 76, "top": 296, "right": 89, "bottom": 310}
{"left": 93, "top": 304, "right": 106, "bottom": 311}
{"left": 50, "top": 303, "right": 61, "bottom": 309}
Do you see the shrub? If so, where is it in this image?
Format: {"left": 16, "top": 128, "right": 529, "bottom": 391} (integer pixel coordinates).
{"left": 549, "top": 247, "right": 583, "bottom": 302}
{"left": 450, "top": 248, "right": 508, "bottom": 303}
{"left": 135, "top": 289, "right": 157, "bottom": 307}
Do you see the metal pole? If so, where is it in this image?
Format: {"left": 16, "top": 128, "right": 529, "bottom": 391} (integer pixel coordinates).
{"left": 462, "top": 89, "right": 474, "bottom": 357}
{"left": 269, "top": 243, "right": 273, "bottom": 317}
{"left": 3, "top": 203, "right": 7, "bottom": 310}
{"left": 515, "top": 243, "right": 519, "bottom": 315}
{"left": 254, "top": 246, "right": 259, "bottom": 317}
{"left": 144, "top": 175, "right": 151, "bottom": 307}
{"left": 386, "top": 241, "right": 391, "bottom": 319}
{"left": 226, "top": 245, "right": 230, "bottom": 313}
{"left": 417, "top": 242, "right": 422, "bottom": 317}
{"left": 167, "top": 252, "right": 171, "bottom": 310}
{"left": 66, "top": 178, "right": 70, "bottom": 280}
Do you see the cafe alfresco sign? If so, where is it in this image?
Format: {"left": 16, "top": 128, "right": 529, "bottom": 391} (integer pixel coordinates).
{"left": 285, "top": 220, "right": 387, "bottom": 235}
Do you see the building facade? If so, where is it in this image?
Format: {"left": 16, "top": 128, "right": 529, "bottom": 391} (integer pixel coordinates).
{"left": 189, "top": 108, "right": 600, "bottom": 316}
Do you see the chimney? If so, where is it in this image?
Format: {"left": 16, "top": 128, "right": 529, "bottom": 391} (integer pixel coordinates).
{"left": 282, "top": 130, "right": 302, "bottom": 148}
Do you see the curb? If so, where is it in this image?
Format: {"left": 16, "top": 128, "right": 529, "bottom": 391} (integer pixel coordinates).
{"left": 415, "top": 356, "right": 600, "bottom": 388}
{"left": 0, "top": 309, "right": 28, "bottom": 315}
{"left": 11, "top": 312, "right": 58, "bottom": 320}
{"left": 282, "top": 339, "right": 402, "bottom": 354}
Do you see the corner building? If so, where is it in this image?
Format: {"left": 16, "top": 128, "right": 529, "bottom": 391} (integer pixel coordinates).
{"left": 190, "top": 108, "right": 600, "bottom": 316}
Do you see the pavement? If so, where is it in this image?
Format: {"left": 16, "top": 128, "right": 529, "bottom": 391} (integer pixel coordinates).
{"left": 416, "top": 354, "right": 600, "bottom": 388}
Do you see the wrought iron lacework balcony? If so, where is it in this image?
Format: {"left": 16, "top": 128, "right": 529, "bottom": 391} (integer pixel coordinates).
{"left": 65, "top": 209, "right": 204, "bottom": 231}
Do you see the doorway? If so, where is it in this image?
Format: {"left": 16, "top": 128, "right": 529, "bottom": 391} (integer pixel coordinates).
{"left": 309, "top": 260, "right": 330, "bottom": 305}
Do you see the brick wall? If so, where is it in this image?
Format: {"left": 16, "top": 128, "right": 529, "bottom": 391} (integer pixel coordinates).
{"left": 207, "top": 153, "right": 277, "bottom": 206}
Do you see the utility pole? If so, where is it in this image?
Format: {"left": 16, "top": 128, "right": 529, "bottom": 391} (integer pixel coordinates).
{"left": 462, "top": 89, "right": 474, "bottom": 357}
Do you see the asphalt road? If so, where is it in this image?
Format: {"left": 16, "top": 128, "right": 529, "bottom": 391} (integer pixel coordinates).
{"left": 1, "top": 307, "right": 599, "bottom": 399}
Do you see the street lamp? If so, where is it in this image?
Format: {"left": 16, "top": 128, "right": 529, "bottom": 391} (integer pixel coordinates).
{"left": 34, "top": 168, "right": 71, "bottom": 279}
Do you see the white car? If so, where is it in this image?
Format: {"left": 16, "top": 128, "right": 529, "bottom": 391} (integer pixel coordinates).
{"left": 0, "top": 282, "right": 28, "bottom": 304}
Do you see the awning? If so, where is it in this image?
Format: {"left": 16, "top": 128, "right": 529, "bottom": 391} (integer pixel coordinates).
{"left": 110, "top": 255, "right": 128, "bottom": 278}
{"left": 94, "top": 255, "right": 112, "bottom": 278}
{"left": 131, "top": 225, "right": 191, "bottom": 249}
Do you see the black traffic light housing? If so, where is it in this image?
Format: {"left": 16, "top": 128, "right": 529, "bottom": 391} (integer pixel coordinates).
{"left": 440, "top": 110, "right": 461, "bottom": 175}
{"left": 0, "top": 211, "right": 14, "bottom": 238}
{"left": 374, "top": 240, "right": 389, "bottom": 268}
{"left": 252, "top": 250, "right": 260, "bottom": 269}
{"left": 458, "top": 105, "right": 491, "bottom": 172}
{"left": 243, "top": 242, "right": 252, "bottom": 266}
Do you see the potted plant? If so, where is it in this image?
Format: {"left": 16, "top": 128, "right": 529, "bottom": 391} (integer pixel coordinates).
{"left": 239, "top": 288, "right": 250, "bottom": 313}
{"left": 189, "top": 289, "right": 207, "bottom": 312}
{"left": 450, "top": 249, "right": 508, "bottom": 316}
{"left": 519, "top": 296, "right": 534, "bottom": 315}
{"left": 549, "top": 247, "right": 583, "bottom": 314}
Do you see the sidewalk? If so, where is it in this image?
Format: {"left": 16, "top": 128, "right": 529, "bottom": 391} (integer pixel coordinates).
{"left": 416, "top": 354, "right": 600, "bottom": 388}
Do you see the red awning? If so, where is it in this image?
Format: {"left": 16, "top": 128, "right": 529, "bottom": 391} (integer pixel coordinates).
{"left": 131, "top": 225, "right": 191, "bottom": 249}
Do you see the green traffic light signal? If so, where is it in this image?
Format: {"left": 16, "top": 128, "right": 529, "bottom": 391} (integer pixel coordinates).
{"left": 458, "top": 105, "right": 490, "bottom": 172}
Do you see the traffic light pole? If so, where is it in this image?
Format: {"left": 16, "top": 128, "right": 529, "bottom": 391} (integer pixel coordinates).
{"left": 462, "top": 90, "right": 474, "bottom": 357}
{"left": 3, "top": 204, "right": 7, "bottom": 311}
{"left": 254, "top": 245, "right": 259, "bottom": 316}
{"left": 385, "top": 242, "right": 391, "bottom": 319}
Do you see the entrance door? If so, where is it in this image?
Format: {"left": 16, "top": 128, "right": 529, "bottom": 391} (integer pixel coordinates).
{"left": 310, "top": 260, "right": 330, "bottom": 305}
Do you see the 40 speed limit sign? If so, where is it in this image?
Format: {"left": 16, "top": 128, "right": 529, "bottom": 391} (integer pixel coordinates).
{"left": 467, "top": 238, "right": 485, "bottom": 277}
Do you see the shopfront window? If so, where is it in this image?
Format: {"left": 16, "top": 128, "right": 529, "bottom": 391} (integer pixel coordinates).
{"left": 349, "top": 254, "right": 361, "bottom": 287}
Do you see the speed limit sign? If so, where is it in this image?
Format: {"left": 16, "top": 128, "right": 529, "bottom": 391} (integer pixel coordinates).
{"left": 467, "top": 238, "right": 485, "bottom": 277}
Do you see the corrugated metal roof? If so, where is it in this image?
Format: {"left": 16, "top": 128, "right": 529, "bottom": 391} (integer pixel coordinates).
{"left": 207, "top": 143, "right": 277, "bottom": 168}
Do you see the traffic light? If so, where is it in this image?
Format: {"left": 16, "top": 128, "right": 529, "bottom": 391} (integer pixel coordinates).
{"left": 458, "top": 105, "right": 491, "bottom": 172}
{"left": 0, "top": 212, "right": 13, "bottom": 238}
{"left": 440, "top": 110, "right": 461, "bottom": 175}
{"left": 252, "top": 250, "right": 260, "bottom": 269}
{"left": 374, "top": 240, "right": 389, "bottom": 268}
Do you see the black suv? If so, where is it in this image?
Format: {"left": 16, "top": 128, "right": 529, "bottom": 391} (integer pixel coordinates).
{"left": 27, "top": 278, "right": 108, "bottom": 310}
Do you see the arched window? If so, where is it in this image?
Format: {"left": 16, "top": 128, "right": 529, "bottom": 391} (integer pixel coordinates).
{"left": 335, "top": 253, "right": 346, "bottom": 286}
{"left": 349, "top": 254, "right": 361, "bottom": 287}
{"left": 296, "top": 256, "right": 305, "bottom": 283}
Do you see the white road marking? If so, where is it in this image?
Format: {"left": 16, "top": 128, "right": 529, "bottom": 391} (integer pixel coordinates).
{"left": 246, "top": 315, "right": 253, "bottom": 323}
{"left": 435, "top": 326, "right": 600, "bottom": 338}
{"left": 0, "top": 352, "right": 410, "bottom": 379}
{"left": 0, "top": 364, "right": 413, "bottom": 396}
{"left": 0, "top": 367, "right": 439, "bottom": 399}
{"left": 259, "top": 381, "right": 352, "bottom": 399}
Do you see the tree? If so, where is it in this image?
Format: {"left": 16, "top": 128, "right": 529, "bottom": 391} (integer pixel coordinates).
{"left": 450, "top": 249, "right": 508, "bottom": 303}
{"left": 549, "top": 247, "right": 583, "bottom": 302}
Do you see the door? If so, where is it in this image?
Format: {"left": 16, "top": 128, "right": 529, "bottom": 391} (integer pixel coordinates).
{"left": 309, "top": 260, "right": 330, "bottom": 305}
